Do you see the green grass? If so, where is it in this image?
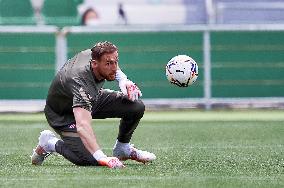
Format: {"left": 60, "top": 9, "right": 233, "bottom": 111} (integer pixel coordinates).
{"left": 0, "top": 110, "right": 283, "bottom": 188}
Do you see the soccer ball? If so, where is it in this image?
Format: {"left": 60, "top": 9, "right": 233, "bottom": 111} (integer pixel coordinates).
{"left": 165, "top": 55, "right": 198, "bottom": 87}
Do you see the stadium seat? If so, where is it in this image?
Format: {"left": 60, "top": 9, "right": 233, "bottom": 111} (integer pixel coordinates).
{"left": 0, "top": 0, "right": 35, "bottom": 25}
{"left": 42, "top": 0, "right": 81, "bottom": 27}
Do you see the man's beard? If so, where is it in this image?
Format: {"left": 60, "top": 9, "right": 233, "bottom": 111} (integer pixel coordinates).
{"left": 105, "top": 73, "right": 116, "bottom": 81}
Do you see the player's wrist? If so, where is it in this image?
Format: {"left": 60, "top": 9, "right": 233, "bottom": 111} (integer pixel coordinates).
{"left": 93, "top": 150, "right": 107, "bottom": 161}
{"left": 116, "top": 69, "right": 127, "bottom": 82}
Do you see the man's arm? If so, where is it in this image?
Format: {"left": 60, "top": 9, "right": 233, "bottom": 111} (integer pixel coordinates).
{"left": 73, "top": 107, "right": 124, "bottom": 168}
{"left": 73, "top": 107, "right": 100, "bottom": 154}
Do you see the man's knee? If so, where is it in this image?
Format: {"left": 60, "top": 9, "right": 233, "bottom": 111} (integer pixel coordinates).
{"left": 129, "top": 100, "right": 145, "bottom": 119}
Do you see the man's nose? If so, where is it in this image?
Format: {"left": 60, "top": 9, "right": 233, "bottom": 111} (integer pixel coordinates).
{"left": 111, "top": 63, "right": 117, "bottom": 71}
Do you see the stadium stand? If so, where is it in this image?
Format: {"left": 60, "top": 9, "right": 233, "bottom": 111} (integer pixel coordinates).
{"left": 0, "top": 31, "right": 56, "bottom": 99}
{"left": 183, "top": 0, "right": 207, "bottom": 24}
{"left": 212, "top": 0, "right": 284, "bottom": 24}
{"left": 42, "top": 0, "right": 81, "bottom": 26}
{"left": 0, "top": 0, "right": 35, "bottom": 25}
{"left": 1, "top": 0, "right": 284, "bottom": 26}
{"left": 77, "top": 0, "right": 187, "bottom": 25}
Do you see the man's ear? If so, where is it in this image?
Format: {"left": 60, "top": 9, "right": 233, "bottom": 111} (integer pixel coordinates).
{"left": 91, "top": 59, "right": 98, "bottom": 68}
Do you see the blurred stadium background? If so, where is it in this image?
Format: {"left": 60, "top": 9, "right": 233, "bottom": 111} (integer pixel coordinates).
{"left": 0, "top": 0, "right": 284, "bottom": 112}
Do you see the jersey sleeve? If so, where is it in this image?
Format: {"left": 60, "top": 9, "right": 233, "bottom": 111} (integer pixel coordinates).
{"left": 71, "top": 78, "right": 92, "bottom": 112}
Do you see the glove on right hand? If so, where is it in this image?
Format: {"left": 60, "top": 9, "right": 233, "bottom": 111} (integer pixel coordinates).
{"left": 97, "top": 157, "right": 125, "bottom": 169}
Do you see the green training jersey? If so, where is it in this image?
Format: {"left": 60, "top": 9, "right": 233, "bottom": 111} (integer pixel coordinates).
{"left": 44, "top": 49, "right": 105, "bottom": 127}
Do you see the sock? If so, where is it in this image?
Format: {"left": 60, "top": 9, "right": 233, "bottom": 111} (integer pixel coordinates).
{"left": 47, "top": 137, "right": 60, "bottom": 152}
{"left": 114, "top": 140, "right": 131, "bottom": 155}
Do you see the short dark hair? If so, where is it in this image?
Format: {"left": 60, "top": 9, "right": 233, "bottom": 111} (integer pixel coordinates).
{"left": 91, "top": 41, "right": 118, "bottom": 60}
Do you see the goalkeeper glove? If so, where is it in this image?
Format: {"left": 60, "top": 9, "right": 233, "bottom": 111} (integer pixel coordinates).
{"left": 116, "top": 69, "right": 142, "bottom": 101}
{"left": 97, "top": 157, "right": 125, "bottom": 168}
{"left": 119, "top": 79, "right": 142, "bottom": 101}
{"left": 93, "top": 150, "right": 124, "bottom": 168}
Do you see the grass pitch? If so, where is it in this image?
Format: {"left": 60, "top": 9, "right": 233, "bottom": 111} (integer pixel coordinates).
{"left": 0, "top": 110, "right": 283, "bottom": 188}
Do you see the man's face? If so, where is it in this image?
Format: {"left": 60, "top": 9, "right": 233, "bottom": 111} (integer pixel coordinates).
{"left": 92, "top": 51, "right": 118, "bottom": 81}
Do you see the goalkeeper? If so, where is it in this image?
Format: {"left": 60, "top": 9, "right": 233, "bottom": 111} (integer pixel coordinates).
{"left": 31, "top": 41, "right": 156, "bottom": 168}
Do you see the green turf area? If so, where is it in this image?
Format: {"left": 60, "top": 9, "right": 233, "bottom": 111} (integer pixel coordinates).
{"left": 0, "top": 110, "right": 283, "bottom": 188}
